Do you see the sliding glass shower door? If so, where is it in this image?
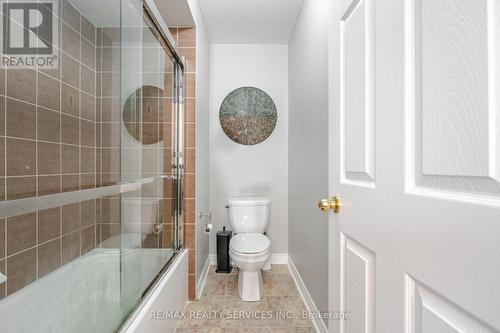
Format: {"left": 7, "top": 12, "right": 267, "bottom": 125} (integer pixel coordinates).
{"left": 0, "top": 0, "right": 184, "bottom": 332}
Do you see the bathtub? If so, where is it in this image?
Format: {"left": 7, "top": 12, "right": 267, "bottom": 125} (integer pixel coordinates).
{"left": 0, "top": 248, "right": 187, "bottom": 333}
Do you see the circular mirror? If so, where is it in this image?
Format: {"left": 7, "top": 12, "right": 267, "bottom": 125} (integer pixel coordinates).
{"left": 219, "top": 87, "right": 277, "bottom": 145}
{"left": 123, "top": 85, "right": 164, "bottom": 145}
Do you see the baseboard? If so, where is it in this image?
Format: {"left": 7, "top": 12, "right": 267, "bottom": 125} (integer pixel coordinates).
{"left": 208, "top": 253, "right": 289, "bottom": 266}
{"left": 196, "top": 255, "right": 211, "bottom": 299}
{"left": 288, "top": 257, "right": 329, "bottom": 333}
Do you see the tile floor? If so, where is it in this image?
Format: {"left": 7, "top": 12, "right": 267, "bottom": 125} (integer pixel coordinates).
{"left": 175, "top": 265, "right": 316, "bottom": 332}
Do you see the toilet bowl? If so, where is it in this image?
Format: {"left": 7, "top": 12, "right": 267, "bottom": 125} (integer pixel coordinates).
{"left": 227, "top": 197, "right": 271, "bottom": 302}
{"left": 229, "top": 233, "right": 271, "bottom": 301}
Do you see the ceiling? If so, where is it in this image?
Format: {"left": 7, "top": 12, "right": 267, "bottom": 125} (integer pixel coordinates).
{"left": 154, "top": 0, "right": 195, "bottom": 27}
{"left": 198, "top": 0, "right": 304, "bottom": 44}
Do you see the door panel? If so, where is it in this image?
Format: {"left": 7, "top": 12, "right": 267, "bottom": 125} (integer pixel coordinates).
{"left": 329, "top": 0, "right": 500, "bottom": 331}
{"left": 340, "top": 234, "right": 375, "bottom": 333}
{"left": 406, "top": 276, "right": 497, "bottom": 333}
{"left": 407, "top": 0, "right": 500, "bottom": 200}
{"left": 340, "top": 0, "right": 375, "bottom": 187}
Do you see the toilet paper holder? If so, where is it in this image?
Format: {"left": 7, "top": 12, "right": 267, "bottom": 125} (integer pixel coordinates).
{"left": 199, "top": 212, "right": 212, "bottom": 221}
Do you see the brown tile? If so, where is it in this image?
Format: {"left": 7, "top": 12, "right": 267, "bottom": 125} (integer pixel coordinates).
{"left": 7, "top": 69, "right": 36, "bottom": 103}
{"left": 101, "top": 198, "right": 119, "bottom": 224}
{"left": 38, "top": 175, "right": 61, "bottom": 196}
{"left": 189, "top": 274, "right": 196, "bottom": 300}
{"left": 178, "top": 28, "right": 196, "bottom": 47}
{"left": 0, "top": 219, "right": 4, "bottom": 259}
{"left": 185, "top": 148, "right": 196, "bottom": 173}
{"left": 185, "top": 73, "right": 196, "bottom": 98}
{"left": 6, "top": 98, "right": 36, "bottom": 139}
{"left": 80, "top": 200, "right": 96, "bottom": 227}
{"left": 82, "top": 39, "right": 95, "bottom": 70}
{"left": 0, "top": 68, "right": 5, "bottom": 95}
{"left": 81, "top": 225, "right": 95, "bottom": 255}
{"left": 80, "top": 174, "right": 95, "bottom": 190}
{"left": 185, "top": 98, "right": 195, "bottom": 123}
{"left": 0, "top": 178, "right": 4, "bottom": 201}
{"left": 0, "top": 96, "right": 4, "bottom": 136}
{"left": 38, "top": 207, "right": 61, "bottom": 243}
{"left": 101, "top": 148, "right": 119, "bottom": 174}
{"left": 61, "top": 144, "right": 79, "bottom": 174}
{"left": 61, "top": 83, "right": 79, "bottom": 116}
{"left": 80, "top": 120, "right": 95, "bottom": 147}
{"left": 81, "top": 65, "right": 95, "bottom": 95}
{"left": 189, "top": 249, "right": 196, "bottom": 275}
{"left": 37, "top": 107, "right": 60, "bottom": 142}
{"left": 180, "top": 47, "right": 196, "bottom": 72}
{"left": 6, "top": 248, "right": 36, "bottom": 295}
{"left": 185, "top": 198, "right": 195, "bottom": 224}
{"left": 0, "top": 137, "right": 4, "bottom": 176}
{"left": 62, "top": 174, "right": 79, "bottom": 192}
{"left": 185, "top": 174, "right": 195, "bottom": 199}
{"left": 163, "top": 72, "right": 173, "bottom": 98}
{"left": 62, "top": 203, "right": 80, "bottom": 234}
{"left": 101, "top": 73, "right": 120, "bottom": 97}
{"left": 62, "top": 230, "right": 80, "bottom": 264}
{"left": 37, "top": 72, "right": 60, "bottom": 111}
{"left": 61, "top": 114, "right": 79, "bottom": 145}
{"left": 62, "top": 53, "right": 79, "bottom": 88}
{"left": 62, "top": 0, "right": 80, "bottom": 32}
{"left": 101, "top": 122, "right": 119, "bottom": 147}
{"left": 6, "top": 213, "right": 36, "bottom": 256}
{"left": 0, "top": 259, "right": 5, "bottom": 300}
{"left": 62, "top": 22, "right": 80, "bottom": 60}
{"left": 80, "top": 147, "right": 95, "bottom": 173}
{"left": 38, "top": 142, "right": 60, "bottom": 175}
{"left": 168, "top": 28, "right": 177, "bottom": 43}
{"left": 81, "top": 93, "right": 95, "bottom": 121}
{"left": 184, "top": 223, "right": 195, "bottom": 249}
{"left": 81, "top": 16, "right": 96, "bottom": 44}
{"left": 100, "top": 47, "right": 120, "bottom": 72}
{"left": 7, "top": 138, "right": 36, "bottom": 176}
{"left": 100, "top": 223, "right": 119, "bottom": 248}
{"left": 6, "top": 177, "right": 36, "bottom": 200}
{"left": 186, "top": 123, "right": 196, "bottom": 148}
{"left": 100, "top": 98, "right": 120, "bottom": 122}
{"left": 38, "top": 238, "right": 61, "bottom": 278}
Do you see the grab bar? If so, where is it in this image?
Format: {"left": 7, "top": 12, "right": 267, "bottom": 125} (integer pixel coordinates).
{"left": 0, "top": 175, "right": 175, "bottom": 219}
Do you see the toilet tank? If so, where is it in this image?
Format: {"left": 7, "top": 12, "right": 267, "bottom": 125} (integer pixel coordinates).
{"left": 228, "top": 197, "right": 270, "bottom": 233}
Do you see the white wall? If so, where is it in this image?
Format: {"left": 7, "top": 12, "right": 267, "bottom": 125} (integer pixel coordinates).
{"left": 187, "top": 0, "right": 211, "bottom": 286}
{"left": 288, "top": 0, "right": 330, "bottom": 322}
{"left": 209, "top": 44, "right": 289, "bottom": 255}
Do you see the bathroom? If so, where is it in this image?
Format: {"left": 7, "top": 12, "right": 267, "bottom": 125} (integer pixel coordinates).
{"left": 0, "top": 0, "right": 499, "bottom": 332}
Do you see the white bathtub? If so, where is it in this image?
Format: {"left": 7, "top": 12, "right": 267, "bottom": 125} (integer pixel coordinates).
{"left": 0, "top": 248, "right": 187, "bottom": 333}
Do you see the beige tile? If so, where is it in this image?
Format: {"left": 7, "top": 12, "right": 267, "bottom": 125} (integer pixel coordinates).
{"left": 266, "top": 296, "right": 312, "bottom": 328}
{"left": 202, "top": 275, "right": 227, "bottom": 297}
{"left": 221, "top": 297, "right": 268, "bottom": 328}
{"left": 177, "top": 297, "right": 225, "bottom": 329}
{"left": 262, "top": 272, "right": 299, "bottom": 296}
{"left": 226, "top": 275, "right": 239, "bottom": 297}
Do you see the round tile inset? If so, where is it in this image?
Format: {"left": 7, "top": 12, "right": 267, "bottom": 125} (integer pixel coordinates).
{"left": 123, "top": 85, "right": 164, "bottom": 145}
{"left": 219, "top": 87, "right": 277, "bottom": 145}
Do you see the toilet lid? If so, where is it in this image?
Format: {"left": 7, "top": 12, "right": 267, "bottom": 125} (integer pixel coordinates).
{"left": 230, "top": 233, "right": 270, "bottom": 254}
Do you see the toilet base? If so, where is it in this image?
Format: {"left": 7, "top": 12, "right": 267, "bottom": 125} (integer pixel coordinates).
{"left": 238, "top": 270, "right": 263, "bottom": 301}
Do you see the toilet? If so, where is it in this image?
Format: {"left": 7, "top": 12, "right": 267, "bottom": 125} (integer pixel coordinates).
{"left": 228, "top": 197, "right": 271, "bottom": 301}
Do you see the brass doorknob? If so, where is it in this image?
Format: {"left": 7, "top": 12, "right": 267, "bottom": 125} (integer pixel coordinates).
{"left": 318, "top": 197, "right": 341, "bottom": 213}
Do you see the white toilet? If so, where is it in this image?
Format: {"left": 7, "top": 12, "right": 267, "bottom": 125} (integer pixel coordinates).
{"left": 228, "top": 197, "right": 271, "bottom": 301}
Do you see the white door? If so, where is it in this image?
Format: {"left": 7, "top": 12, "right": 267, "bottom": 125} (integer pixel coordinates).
{"left": 328, "top": 0, "right": 500, "bottom": 332}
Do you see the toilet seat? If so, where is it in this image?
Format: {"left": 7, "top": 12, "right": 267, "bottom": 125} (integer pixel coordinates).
{"left": 230, "top": 233, "right": 270, "bottom": 254}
